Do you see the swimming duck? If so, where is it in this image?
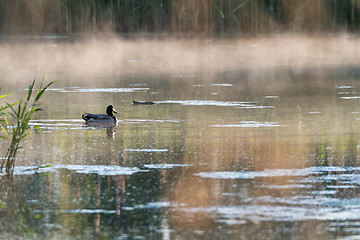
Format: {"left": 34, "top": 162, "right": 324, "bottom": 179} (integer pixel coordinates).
{"left": 82, "top": 105, "right": 118, "bottom": 126}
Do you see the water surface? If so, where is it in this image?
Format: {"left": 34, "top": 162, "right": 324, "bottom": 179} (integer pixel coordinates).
{"left": 1, "top": 38, "right": 360, "bottom": 239}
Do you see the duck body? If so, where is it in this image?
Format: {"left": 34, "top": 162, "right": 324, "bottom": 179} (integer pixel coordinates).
{"left": 82, "top": 105, "right": 118, "bottom": 127}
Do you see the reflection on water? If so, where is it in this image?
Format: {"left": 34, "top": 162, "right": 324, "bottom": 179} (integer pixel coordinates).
{"left": 212, "top": 121, "right": 283, "bottom": 128}
{"left": 57, "top": 87, "right": 150, "bottom": 93}
{"left": 2, "top": 38, "right": 360, "bottom": 239}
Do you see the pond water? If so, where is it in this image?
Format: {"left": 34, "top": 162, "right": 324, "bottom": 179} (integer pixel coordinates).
{"left": 1, "top": 37, "right": 360, "bottom": 239}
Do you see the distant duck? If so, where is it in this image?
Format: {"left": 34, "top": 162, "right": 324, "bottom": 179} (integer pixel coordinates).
{"left": 82, "top": 105, "right": 118, "bottom": 126}
{"left": 133, "top": 101, "right": 155, "bottom": 105}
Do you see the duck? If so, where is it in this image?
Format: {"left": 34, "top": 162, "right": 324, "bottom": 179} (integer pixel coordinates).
{"left": 133, "top": 101, "right": 155, "bottom": 105}
{"left": 82, "top": 105, "right": 118, "bottom": 126}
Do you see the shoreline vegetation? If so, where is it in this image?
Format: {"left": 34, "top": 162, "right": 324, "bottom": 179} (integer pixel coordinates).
{"left": 0, "top": 78, "right": 54, "bottom": 174}
{"left": 0, "top": 1, "right": 360, "bottom": 35}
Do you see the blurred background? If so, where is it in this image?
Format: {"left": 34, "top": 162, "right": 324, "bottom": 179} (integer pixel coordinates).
{"left": 1, "top": 0, "right": 360, "bottom": 35}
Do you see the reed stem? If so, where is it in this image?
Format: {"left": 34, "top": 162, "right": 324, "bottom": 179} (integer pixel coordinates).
{"left": 0, "top": 77, "right": 55, "bottom": 174}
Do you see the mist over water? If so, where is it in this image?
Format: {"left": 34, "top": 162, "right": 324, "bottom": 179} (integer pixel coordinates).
{"left": 1, "top": 35, "right": 360, "bottom": 88}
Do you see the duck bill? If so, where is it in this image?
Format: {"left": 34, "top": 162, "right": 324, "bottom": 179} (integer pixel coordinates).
{"left": 113, "top": 109, "right": 118, "bottom": 114}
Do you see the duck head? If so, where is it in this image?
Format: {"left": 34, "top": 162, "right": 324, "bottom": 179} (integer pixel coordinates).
{"left": 106, "top": 105, "right": 118, "bottom": 117}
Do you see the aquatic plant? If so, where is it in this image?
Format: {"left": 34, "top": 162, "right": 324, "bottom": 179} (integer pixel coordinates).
{"left": 0, "top": 78, "right": 55, "bottom": 174}
{"left": 0, "top": 94, "right": 12, "bottom": 138}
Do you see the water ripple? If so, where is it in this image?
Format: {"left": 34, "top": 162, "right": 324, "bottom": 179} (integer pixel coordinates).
{"left": 212, "top": 121, "right": 283, "bottom": 128}
{"left": 42, "top": 87, "right": 149, "bottom": 93}
{"left": 2, "top": 165, "right": 144, "bottom": 176}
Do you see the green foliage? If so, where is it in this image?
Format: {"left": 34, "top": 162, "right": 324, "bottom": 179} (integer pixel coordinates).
{"left": 0, "top": 94, "right": 16, "bottom": 139}
{"left": 0, "top": 77, "right": 55, "bottom": 174}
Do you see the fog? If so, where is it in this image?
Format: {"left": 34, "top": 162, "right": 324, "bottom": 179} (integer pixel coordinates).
{"left": 0, "top": 35, "right": 359, "bottom": 87}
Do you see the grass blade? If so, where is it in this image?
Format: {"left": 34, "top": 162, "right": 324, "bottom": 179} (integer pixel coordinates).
{"left": 35, "top": 81, "right": 56, "bottom": 102}
{"left": 1, "top": 78, "right": 55, "bottom": 174}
